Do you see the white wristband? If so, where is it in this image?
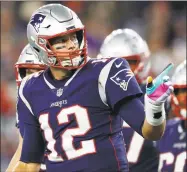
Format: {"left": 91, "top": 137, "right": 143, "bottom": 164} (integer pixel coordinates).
{"left": 144, "top": 95, "right": 166, "bottom": 126}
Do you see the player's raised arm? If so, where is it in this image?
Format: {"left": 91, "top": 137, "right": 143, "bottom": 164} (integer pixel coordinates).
{"left": 141, "top": 63, "right": 174, "bottom": 140}
{"left": 101, "top": 58, "right": 174, "bottom": 140}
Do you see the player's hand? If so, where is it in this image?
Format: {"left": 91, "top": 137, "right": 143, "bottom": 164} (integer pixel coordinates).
{"left": 146, "top": 63, "right": 174, "bottom": 105}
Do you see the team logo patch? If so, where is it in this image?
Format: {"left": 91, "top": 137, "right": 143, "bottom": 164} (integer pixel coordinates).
{"left": 110, "top": 69, "right": 134, "bottom": 91}
{"left": 30, "top": 13, "right": 46, "bottom": 32}
{"left": 56, "top": 88, "right": 63, "bottom": 97}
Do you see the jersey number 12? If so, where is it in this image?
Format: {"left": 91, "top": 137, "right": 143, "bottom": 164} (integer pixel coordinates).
{"left": 39, "top": 105, "right": 96, "bottom": 161}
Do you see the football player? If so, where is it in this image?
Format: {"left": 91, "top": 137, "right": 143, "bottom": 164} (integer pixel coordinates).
{"left": 98, "top": 29, "right": 151, "bottom": 87}
{"left": 6, "top": 44, "right": 46, "bottom": 172}
{"left": 15, "top": 44, "right": 46, "bottom": 87}
{"left": 157, "top": 60, "right": 186, "bottom": 172}
{"left": 14, "top": 4, "right": 173, "bottom": 172}
{"left": 98, "top": 28, "right": 159, "bottom": 172}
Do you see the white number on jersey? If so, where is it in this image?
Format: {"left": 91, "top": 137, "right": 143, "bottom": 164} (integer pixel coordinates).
{"left": 123, "top": 121, "right": 145, "bottom": 163}
{"left": 158, "top": 151, "right": 186, "bottom": 171}
{"left": 39, "top": 105, "right": 96, "bottom": 161}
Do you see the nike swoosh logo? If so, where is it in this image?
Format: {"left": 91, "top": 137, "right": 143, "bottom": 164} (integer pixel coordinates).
{"left": 115, "top": 61, "right": 123, "bottom": 68}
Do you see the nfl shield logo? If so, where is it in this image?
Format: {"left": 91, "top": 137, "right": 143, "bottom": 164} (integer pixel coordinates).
{"left": 56, "top": 88, "right": 63, "bottom": 97}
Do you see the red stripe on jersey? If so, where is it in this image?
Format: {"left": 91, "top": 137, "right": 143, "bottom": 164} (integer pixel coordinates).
{"left": 108, "top": 115, "right": 121, "bottom": 171}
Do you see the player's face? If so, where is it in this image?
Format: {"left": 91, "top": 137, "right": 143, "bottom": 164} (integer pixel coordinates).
{"left": 26, "top": 68, "right": 41, "bottom": 76}
{"left": 50, "top": 32, "right": 79, "bottom": 59}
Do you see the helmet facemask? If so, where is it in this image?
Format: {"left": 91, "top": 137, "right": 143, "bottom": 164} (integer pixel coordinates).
{"left": 37, "top": 28, "right": 87, "bottom": 70}
{"left": 15, "top": 63, "right": 46, "bottom": 86}
{"left": 15, "top": 44, "right": 46, "bottom": 87}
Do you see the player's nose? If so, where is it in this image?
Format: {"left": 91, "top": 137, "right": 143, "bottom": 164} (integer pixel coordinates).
{"left": 67, "top": 39, "right": 76, "bottom": 50}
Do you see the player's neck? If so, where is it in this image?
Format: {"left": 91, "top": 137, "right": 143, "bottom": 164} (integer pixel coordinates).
{"left": 49, "top": 67, "right": 72, "bottom": 80}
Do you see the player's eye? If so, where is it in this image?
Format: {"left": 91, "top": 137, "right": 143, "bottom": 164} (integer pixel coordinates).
{"left": 70, "top": 36, "right": 78, "bottom": 44}
{"left": 54, "top": 39, "right": 66, "bottom": 44}
{"left": 55, "top": 45, "right": 66, "bottom": 50}
{"left": 71, "top": 35, "right": 77, "bottom": 40}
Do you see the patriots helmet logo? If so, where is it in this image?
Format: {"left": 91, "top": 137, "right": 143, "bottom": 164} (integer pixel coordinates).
{"left": 30, "top": 13, "right": 46, "bottom": 32}
{"left": 110, "top": 69, "right": 134, "bottom": 91}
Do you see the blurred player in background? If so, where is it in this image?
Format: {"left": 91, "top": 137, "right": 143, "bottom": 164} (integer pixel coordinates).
{"left": 14, "top": 4, "right": 173, "bottom": 172}
{"left": 6, "top": 44, "right": 46, "bottom": 172}
{"left": 15, "top": 44, "right": 46, "bottom": 87}
{"left": 98, "top": 28, "right": 159, "bottom": 172}
{"left": 98, "top": 28, "right": 152, "bottom": 98}
{"left": 157, "top": 60, "right": 186, "bottom": 172}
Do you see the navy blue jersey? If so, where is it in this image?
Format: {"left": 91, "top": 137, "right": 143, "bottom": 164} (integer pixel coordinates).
{"left": 122, "top": 83, "right": 159, "bottom": 172}
{"left": 139, "top": 84, "right": 146, "bottom": 103}
{"left": 17, "top": 57, "right": 143, "bottom": 172}
{"left": 156, "top": 118, "right": 186, "bottom": 172}
{"left": 16, "top": 89, "right": 47, "bottom": 171}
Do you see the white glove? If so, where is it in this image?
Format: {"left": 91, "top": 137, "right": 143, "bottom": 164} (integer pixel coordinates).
{"left": 145, "top": 63, "right": 174, "bottom": 126}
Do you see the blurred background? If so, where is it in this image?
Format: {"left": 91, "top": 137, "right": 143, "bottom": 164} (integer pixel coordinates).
{"left": 1, "top": 1, "right": 186, "bottom": 171}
